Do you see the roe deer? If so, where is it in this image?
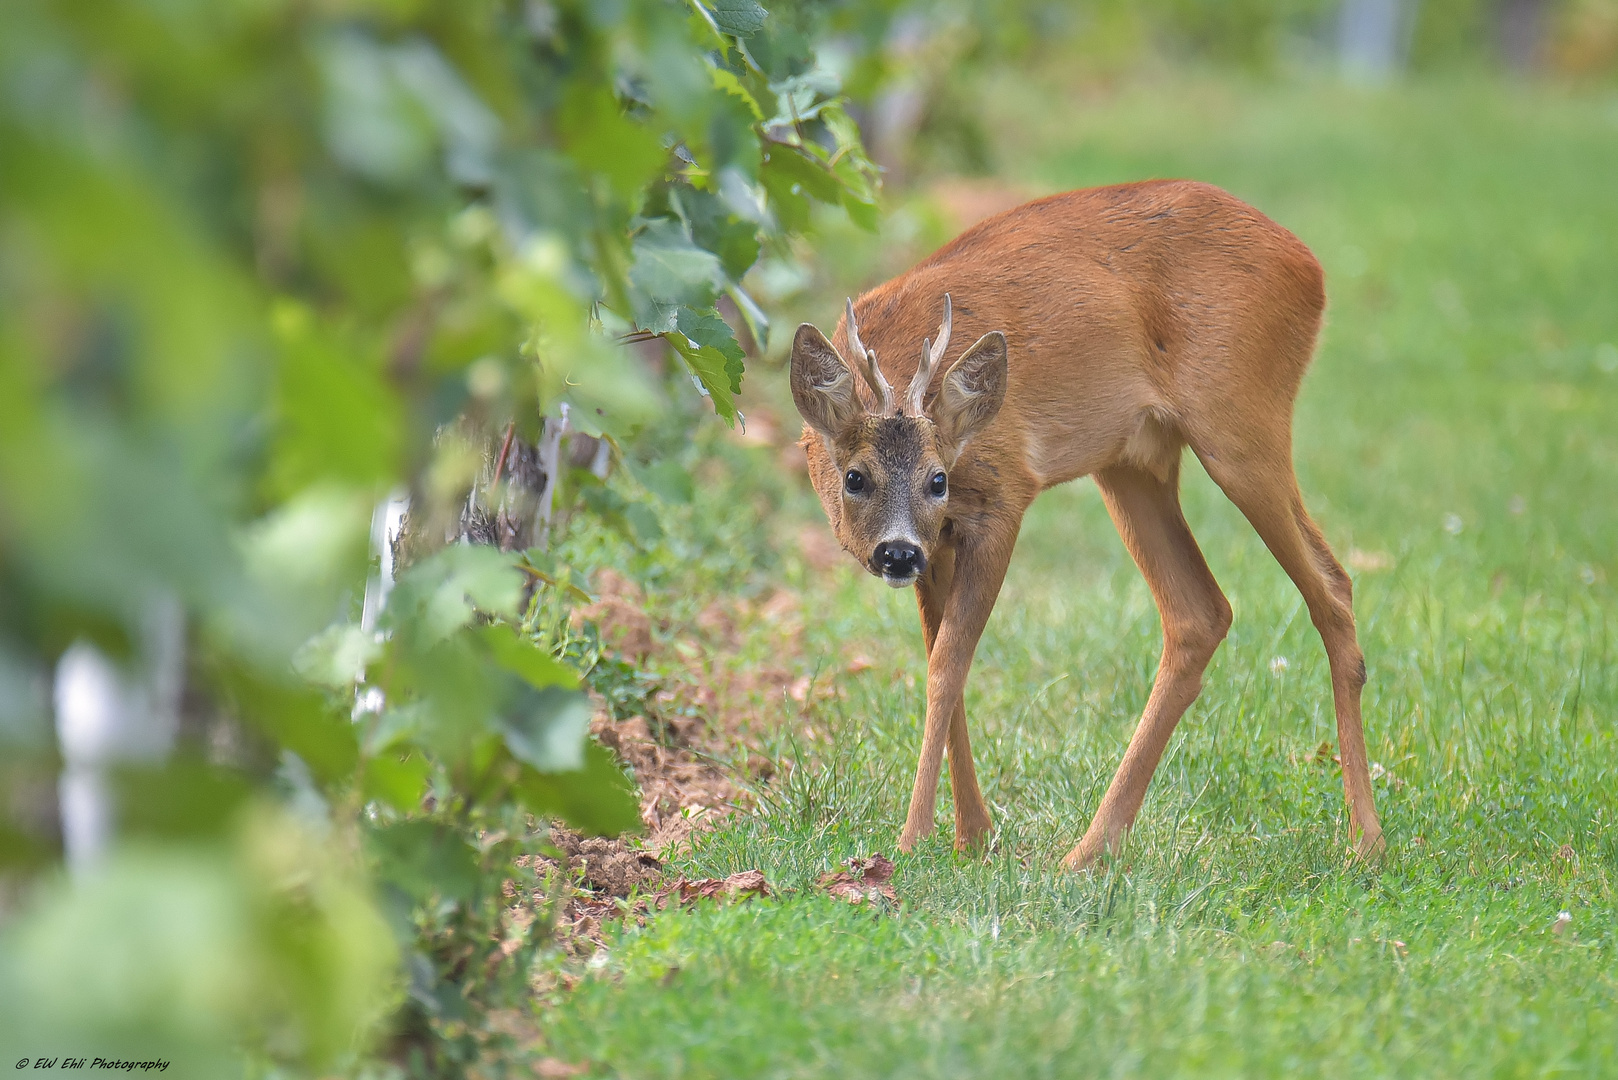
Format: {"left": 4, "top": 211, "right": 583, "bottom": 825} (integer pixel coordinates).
{"left": 790, "top": 180, "right": 1382, "bottom": 869}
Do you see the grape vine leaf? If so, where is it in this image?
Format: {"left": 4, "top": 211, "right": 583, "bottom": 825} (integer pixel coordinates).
{"left": 708, "top": 0, "right": 769, "bottom": 37}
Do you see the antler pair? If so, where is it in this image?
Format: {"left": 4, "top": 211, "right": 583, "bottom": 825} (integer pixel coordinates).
{"left": 845, "top": 294, "right": 953, "bottom": 417}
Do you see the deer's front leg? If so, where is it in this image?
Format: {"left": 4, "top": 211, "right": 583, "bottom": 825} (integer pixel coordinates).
{"left": 899, "top": 532, "right": 1016, "bottom": 854}
{"left": 916, "top": 547, "right": 993, "bottom": 852}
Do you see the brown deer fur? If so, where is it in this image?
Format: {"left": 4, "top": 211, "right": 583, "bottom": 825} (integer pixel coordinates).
{"left": 792, "top": 180, "right": 1383, "bottom": 869}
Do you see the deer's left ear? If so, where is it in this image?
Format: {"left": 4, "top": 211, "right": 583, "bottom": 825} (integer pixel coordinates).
{"left": 931, "top": 331, "right": 1007, "bottom": 453}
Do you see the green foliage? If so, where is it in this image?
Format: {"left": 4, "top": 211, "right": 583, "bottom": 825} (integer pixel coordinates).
{"left": 0, "top": 0, "right": 875, "bottom": 1075}
{"left": 9, "top": 838, "right": 396, "bottom": 1072}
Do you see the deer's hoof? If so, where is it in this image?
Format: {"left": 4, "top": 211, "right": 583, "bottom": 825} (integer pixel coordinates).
{"left": 953, "top": 834, "right": 990, "bottom": 855}
{"left": 1060, "top": 844, "right": 1100, "bottom": 872}
{"left": 897, "top": 822, "right": 934, "bottom": 854}
{"left": 954, "top": 820, "right": 994, "bottom": 855}
{"left": 1350, "top": 824, "right": 1387, "bottom": 864}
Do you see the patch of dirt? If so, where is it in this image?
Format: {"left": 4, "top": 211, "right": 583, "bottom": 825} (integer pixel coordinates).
{"left": 573, "top": 565, "right": 861, "bottom": 752}
{"left": 591, "top": 713, "right": 741, "bottom": 858}
{"left": 530, "top": 574, "right": 815, "bottom": 957}
{"left": 544, "top": 827, "right": 665, "bottom": 896}
{"left": 570, "top": 568, "right": 655, "bottom": 661}
{"left": 527, "top": 840, "right": 774, "bottom": 956}
{"left": 575, "top": 562, "right": 873, "bottom": 780}
{"left": 537, "top": 524, "right": 891, "bottom": 958}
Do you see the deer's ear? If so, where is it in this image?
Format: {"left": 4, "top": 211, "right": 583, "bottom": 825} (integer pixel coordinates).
{"left": 790, "top": 323, "right": 864, "bottom": 437}
{"left": 932, "top": 331, "right": 1007, "bottom": 452}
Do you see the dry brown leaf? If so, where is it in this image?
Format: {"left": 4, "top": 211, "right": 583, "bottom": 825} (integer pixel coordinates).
{"left": 674, "top": 869, "right": 771, "bottom": 904}
{"left": 818, "top": 853, "right": 898, "bottom": 905}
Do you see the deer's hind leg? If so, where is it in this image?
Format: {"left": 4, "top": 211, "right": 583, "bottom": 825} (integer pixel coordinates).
{"left": 1192, "top": 435, "right": 1384, "bottom": 860}
{"left": 1064, "top": 458, "right": 1232, "bottom": 871}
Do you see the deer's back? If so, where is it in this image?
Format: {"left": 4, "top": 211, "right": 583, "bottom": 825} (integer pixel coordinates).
{"left": 839, "top": 180, "right": 1326, "bottom": 490}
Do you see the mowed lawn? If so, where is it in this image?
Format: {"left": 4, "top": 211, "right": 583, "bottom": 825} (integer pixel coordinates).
{"left": 541, "top": 79, "right": 1618, "bottom": 1077}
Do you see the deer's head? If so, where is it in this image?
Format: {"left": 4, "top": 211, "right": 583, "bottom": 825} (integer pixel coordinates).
{"left": 791, "top": 295, "right": 1007, "bottom": 587}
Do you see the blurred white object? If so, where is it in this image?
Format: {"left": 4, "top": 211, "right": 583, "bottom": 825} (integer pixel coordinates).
{"left": 534, "top": 403, "right": 570, "bottom": 549}
{"left": 361, "top": 489, "right": 411, "bottom": 636}
{"left": 1338, "top": 0, "right": 1416, "bottom": 81}
{"left": 54, "top": 596, "right": 184, "bottom": 874}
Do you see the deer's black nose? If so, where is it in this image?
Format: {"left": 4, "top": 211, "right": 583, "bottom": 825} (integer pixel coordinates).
{"left": 874, "top": 541, "right": 923, "bottom": 578}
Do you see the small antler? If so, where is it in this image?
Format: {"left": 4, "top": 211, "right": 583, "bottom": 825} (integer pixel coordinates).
{"left": 905, "top": 293, "right": 952, "bottom": 416}
{"left": 845, "top": 297, "right": 894, "bottom": 414}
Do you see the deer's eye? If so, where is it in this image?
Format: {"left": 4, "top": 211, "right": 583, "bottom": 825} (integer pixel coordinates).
{"left": 844, "top": 469, "right": 866, "bottom": 494}
{"left": 929, "top": 471, "right": 947, "bottom": 497}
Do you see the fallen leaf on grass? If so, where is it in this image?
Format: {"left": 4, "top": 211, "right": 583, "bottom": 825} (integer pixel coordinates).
{"left": 818, "top": 854, "right": 897, "bottom": 905}
{"left": 549, "top": 870, "right": 770, "bottom": 955}
{"left": 673, "top": 869, "right": 771, "bottom": 903}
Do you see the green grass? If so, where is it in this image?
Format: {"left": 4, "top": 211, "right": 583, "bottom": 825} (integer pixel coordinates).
{"left": 537, "top": 76, "right": 1618, "bottom": 1078}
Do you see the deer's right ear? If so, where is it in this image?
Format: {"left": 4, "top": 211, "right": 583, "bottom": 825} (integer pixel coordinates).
{"left": 789, "top": 323, "right": 864, "bottom": 437}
